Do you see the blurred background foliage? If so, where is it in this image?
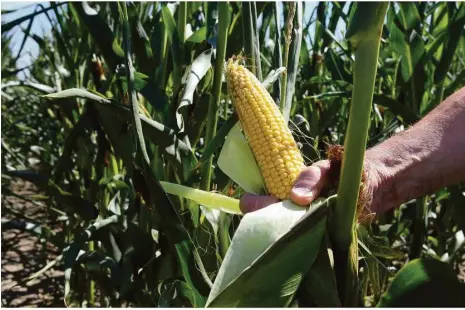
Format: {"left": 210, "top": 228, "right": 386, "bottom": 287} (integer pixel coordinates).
{"left": 1, "top": 1, "right": 464, "bottom": 307}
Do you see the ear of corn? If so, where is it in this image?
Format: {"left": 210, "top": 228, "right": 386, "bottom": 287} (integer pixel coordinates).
{"left": 225, "top": 58, "right": 304, "bottom": 200}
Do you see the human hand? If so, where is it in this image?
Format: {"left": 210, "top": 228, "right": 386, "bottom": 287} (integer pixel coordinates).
{"left": 239, "top": 155, "right": 385, "bottom": 215}
{"left": 239, "top": 159, "right": 332, "bottom": 213}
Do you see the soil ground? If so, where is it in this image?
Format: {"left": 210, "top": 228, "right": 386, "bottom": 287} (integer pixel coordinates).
{"left": 1, "top": 180, "right": 64, "bottom": 307}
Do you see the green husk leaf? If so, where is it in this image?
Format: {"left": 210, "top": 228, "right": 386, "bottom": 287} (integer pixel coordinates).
{"left": 160, "top": 181, "right": 241, "bottom": 215}
{"left": 217, "top": 122, "right": 265, "bottom": 195}
{"left": 207, "top": 196, "right": 335, "bottom": 307}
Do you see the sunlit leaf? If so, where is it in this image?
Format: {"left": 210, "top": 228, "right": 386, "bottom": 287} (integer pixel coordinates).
{"left": 217, "top": 122, "right": 265, "bottom": 195}
{"left": 207, "top": 196, "right": 335, "bottom": 307}
{"left": 160, "top": 181, "right": 241, "bottom": 215}
{"left": 378, "top": 258, "right": 465, "bottom": 307}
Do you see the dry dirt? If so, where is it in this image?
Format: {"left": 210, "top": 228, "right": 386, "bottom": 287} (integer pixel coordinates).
{"left": 1, "top": 180, "right": 65, "bottom": 307}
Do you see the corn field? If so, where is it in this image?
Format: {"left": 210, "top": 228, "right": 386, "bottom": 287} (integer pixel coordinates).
{"left": 1, "top": 1, "right": 465, "bottom": 307}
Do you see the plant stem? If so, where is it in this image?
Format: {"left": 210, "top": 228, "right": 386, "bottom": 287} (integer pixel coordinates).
{"left": 87, "top": 240, "right": 95, "bottom": 306}
{"left": 335, "top": 39, "right": 381, "bottom": 246}
{"left": 177, "top": 1, "right": 187, "bottom": 88}
{"left": 200, "top": 3, "right": 229, "bottom": 192}
{"left": 177, "top": 2, "right": 187, "bottom": 45}
{"left": 409, "top": 196, "right": 428, "bottom": 260}
{"left": 159, "top": 7, "right": 169, "bottom": 91}
{"left": 119, "top": 2, "right": 150, "bottom": 166}
{"left": 242, "top": 2, "right": 261, "bottom": 78}
{"left": 200, "top": 3, "right": 231, "bottom": 256}
{"left": 272, "top": 2, "right": 283, "bottom": 106}
{"left": 251, "top": 3, "right": 262, "bottom": 81}
{"left": 218, "top": 212, "right": 232, "bottom": 258}
{"left": 282, "top": 1, "right": 302, "bottom": 123}
{"left": 280, "top": 2, "right": 296, "bottom": 112}
{"left": 330, "top": 3, "right": 388, "bottom": 306}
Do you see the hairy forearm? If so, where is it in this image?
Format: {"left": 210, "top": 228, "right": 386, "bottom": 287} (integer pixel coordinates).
{"left": 366, "top": 87, "right": 465, "bottom": 213}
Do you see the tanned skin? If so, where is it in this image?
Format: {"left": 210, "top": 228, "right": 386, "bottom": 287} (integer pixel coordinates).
{"left": 240, "top": 86, "right": 465, "bottom": 214}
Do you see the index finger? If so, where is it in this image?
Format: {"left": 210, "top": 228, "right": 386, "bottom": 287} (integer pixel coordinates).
{"left": 239, "top": 193, "right": 280, "bottom": 214}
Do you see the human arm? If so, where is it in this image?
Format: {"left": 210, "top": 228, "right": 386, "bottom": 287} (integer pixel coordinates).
{"left": 367, "top": 86, "right": 465, "bottom": 212}
{"left": 240, "top": 86, "right": 465, "bottom": 214}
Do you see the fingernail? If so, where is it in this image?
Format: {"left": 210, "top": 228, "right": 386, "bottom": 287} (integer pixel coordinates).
{"left": 292, "top": 187, "right": 313, "bottom": 198}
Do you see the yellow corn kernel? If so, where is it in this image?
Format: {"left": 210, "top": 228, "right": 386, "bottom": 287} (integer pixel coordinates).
{"left": 225, "top": 57, "right": 305, "bottom": 200}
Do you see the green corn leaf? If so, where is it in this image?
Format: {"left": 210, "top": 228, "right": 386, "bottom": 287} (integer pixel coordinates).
{"left": 161, "top": 4, "right": 182, "bottom": 86}
{"left": 53, "top": 109, "right": 92, "bottom": 184}
{"left": 226, "top": 2, "right": 268, "bottom": 57}
{"left": 325, "top": 49, "right": 353, "bottom": 83}
{"left": 378, "top": 258, "right": 465, "bottom": 307}
{"left": 2, "top": 80, "right": 55, "bottom": 94}
{"left": 118, "top": 71, "right": 150, "bottom": 92}
{"left": 445, "top": 68, "right": 465, "bottom": 98}
{"left": 390, "top": 25, "right": 425, "bottom": 84}
{"left": 174, "top": 280, "right": 207, "bottom": 307}
{"left": 48, "top": 180, "right": 99, "bottom": 221}
{"left": 207, "top": 196, "right": 335, "bottom": 307}
{"left": 373, "top": 94, "right": 420, "bottom": 125}
{"left": 433, "top": 4, "right": 465, "bottom": 85}
{"left": 176, "top": 48, "right": 212, "bottom": 133}
{"left": 76, "top": 251, "right": 121, "bottom": 281}
{"left": 262, "top": 67, "right": 287, "bottom": 90}
{"left": 131, "top": 16, "right": 155, "bottom": 75}
{"left": 139, "top": 78, "right": 171, "bottom": 114}
{"left": 72, "top": 2, "right": 123, "bottom": 71}
{"left": 397, "top": 3, "right": 421, "bottom": 32}
{"left": 299, "top": 238, "right": 341, "bottom": 307}
{"left": 43, "top": 88, "right": 197, "bottom": 181}
{"left": 42, "top": 88, "right": 110, "bottom": 104}
{"left": 442, "top": 230, "right": 465, "bottom": 264}
{"left": 174, "top": 242, "right": 208, "bottom": 307}
{"left": 200, "top": 113, "right": 238, "bottom": 164}
{"left": 187, "top": 26, "right": 207, "bottom": 43}
{"left": 358, "top": 226, "right": 405, "bottom": 260}
{"left": 141, "top": 167, "right": 212, "bottom": 297}
{"left": 64, "top": 215, "right": 119, "bottom": 305}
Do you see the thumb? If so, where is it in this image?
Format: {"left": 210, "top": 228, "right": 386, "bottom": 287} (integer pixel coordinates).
{"left": 290, "top": 160, "right": 331, "bottom": 206}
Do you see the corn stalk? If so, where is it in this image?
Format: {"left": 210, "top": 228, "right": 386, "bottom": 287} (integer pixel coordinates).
{"left": 200, "top": 2, "right": 230, "bottom": 192}
{"left": 330, "top": 3, "right": 388, "bottom": 306}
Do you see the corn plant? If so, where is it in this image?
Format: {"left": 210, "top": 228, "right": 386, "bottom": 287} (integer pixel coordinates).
{"left": 1, "top": 1, "right": 465, "bottom": 307}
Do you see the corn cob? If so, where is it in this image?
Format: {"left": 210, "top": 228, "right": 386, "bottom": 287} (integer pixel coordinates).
{"left": 225, "top": 58, "right": 304, "bottom": 200}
